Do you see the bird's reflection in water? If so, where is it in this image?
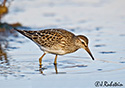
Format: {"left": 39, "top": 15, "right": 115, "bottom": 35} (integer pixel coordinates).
{"left": 39, "top": 65, "right": 45, "bottom": 74}
{"left": 39, "top": 64, "right": 58, "bottom": 74}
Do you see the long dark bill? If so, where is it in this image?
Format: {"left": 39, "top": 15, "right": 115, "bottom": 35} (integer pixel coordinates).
{"left": 85, "top": 47, "right": 95, "bottom": 60}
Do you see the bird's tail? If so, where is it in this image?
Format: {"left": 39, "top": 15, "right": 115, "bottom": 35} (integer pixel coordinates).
{"left": 14, "top": 28, "right": 34, "bottom": 39}
{"left": 14, "top": 28, "right": 25, "bottom": 35}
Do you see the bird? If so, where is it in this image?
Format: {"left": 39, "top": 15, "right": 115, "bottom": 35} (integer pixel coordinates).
{"left": 14, "top": 28, "right": 95, "bottom": 66}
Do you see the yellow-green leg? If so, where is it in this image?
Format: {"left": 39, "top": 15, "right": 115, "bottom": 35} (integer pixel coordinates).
{"left": 54, "top": 55, "right": 58, "bottom": 65}
{"left": 39, "top": 53, "right": 46, "bottom": 67}
{"left": 54, "top": 64, "right": 58, "bottom": 74}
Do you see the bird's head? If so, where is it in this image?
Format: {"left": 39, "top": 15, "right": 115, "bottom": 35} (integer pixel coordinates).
{"left": 76, "top": 35, "right": 95, "bottom": 60}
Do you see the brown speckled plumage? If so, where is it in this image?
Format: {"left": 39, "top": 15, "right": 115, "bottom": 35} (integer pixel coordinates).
{"left": 15, "top": 28, "right": 95, "bottom": 65}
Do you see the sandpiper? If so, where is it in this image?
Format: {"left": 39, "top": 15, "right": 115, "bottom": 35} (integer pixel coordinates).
{"left": 14, "top": 28, "right": 95, "bottom": 66}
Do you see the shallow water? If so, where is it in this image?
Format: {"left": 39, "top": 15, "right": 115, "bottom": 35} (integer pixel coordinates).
{"left": 0, "top": 0, "right": 125, "bottom": 88}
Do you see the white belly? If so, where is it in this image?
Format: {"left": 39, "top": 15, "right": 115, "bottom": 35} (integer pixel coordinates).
{"left": 40, "top": 46, "right": 66, "bottom": 55}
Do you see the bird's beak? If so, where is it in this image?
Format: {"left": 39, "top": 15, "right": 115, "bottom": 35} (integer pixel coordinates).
{"left": 85, "top": 47, "right": 95, "bottom": 60}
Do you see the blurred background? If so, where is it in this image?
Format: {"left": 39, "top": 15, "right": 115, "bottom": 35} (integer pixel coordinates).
{"left": 0, "top": 0, "right": 125, "bottom": 88}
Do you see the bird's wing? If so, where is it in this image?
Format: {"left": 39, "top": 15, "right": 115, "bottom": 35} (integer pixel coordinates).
{"left": 15, "top": 28, "right": 75, "bottom": 48}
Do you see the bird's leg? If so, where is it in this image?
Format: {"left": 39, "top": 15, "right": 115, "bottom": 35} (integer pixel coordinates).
{"left": 54, "top": 64, "right": 58, "bottom": 74}
{"left": 39, "top": 53, "right": 46, "bottom": 68}
{"left": 54, "top": 55, "right": 58, "bottom": 65}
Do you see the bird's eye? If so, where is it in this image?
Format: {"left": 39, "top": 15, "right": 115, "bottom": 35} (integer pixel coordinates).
{"left": 81, "top": 41, "right": 87, "bottom": 47}
{"left": 81, "top": 41, "right": 84, "bottom": 44}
